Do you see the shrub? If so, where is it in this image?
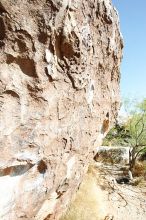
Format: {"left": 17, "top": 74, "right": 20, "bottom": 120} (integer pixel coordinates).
{"left": 132, "top": 162, "right": 146, "bottom": 177}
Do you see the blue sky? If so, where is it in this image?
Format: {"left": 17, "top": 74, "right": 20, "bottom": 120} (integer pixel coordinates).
{"left": 112, "top": 0, "right": 146, "bottom": 100}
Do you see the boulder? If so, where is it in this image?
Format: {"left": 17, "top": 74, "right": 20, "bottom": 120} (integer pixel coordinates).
{"left": 0, "top": 0, "right": 123, "bottom": 219}
{"left": 95, "top": 146, "right": 130, "bottom": 165}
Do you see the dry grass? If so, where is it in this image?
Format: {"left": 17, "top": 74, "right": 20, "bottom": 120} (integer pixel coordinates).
{"left": 60, "top": 166, "right": 106, "bottom": 220}
{"left": 133, "top": 161, "right": 146, "bottom": 177}
{"left": 131, "top": 161, "right": 146, "bottom": 186}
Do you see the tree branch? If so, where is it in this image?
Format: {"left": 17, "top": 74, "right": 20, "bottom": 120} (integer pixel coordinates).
{"left": 135, "top": 147, "right": 146, "bottom": 160}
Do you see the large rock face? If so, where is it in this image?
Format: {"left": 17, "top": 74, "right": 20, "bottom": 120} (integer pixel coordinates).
{"left": 0, "top": 0, "right": 123, "bottom": 219}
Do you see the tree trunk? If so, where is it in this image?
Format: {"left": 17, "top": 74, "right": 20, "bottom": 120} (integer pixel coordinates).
{"left": 129, "top": 157, "right": 136, "bottom": 173}
{"left": 129, "top": 148, "right": 137, "bottom": 173}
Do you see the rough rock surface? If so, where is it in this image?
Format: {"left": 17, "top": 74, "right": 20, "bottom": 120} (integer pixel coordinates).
{"left": 95, "top": 146, "right": 130, "bottom": 165}
{"left": 0, "top": 0, "right": 123, "bottom": 219}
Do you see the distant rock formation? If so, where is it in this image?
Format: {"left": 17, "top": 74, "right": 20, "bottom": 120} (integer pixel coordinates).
{"left": 95, "top": 146, "right": 130, "bottom": 165}
{"left": 0, "top": 0, "right": 123, "bottom": 219}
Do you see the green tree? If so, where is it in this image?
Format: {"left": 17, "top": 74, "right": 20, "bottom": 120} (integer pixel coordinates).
{"left": 103, "top": 98, "right": 146, "bottom": 173}
{"left": 125, "top": 99, "right": 146, "bottom": 172}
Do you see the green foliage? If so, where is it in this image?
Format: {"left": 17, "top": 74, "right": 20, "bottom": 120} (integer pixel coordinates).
{"left": 103, "top": 98, "right": 146, "bottom": 172}
{"left": 102, "top": 123, "right": 130, "bottom": 146}
{"left": 126, "top": 113, "right": 146, "bottom": 149}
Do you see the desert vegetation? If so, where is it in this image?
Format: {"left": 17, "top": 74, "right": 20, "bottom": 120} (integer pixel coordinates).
{"left": 103, "top": 98, "right": 146, "bottom": 176}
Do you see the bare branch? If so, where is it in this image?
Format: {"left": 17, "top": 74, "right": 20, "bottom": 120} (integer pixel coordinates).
{"left": 135, "top": 147, "right": 146, "bottom": 160}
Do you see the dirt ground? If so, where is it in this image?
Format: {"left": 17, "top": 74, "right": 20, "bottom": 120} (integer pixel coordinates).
{"left": 95, "top": 163, "right": 146, "bottom": 220}
{"left": 61, "top": 162, "right": 146, "bottom": 220}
